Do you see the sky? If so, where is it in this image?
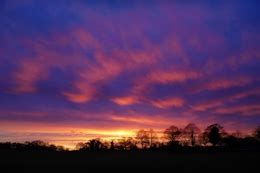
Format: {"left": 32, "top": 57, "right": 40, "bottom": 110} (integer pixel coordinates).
{"left": 0, "top": 0, "right": 259, "bottom": 149}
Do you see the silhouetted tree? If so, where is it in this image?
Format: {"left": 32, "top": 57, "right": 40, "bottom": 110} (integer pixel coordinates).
{"left": 0, "top": 141, "right": 65, "bottom": 151}
{"left": 164, "top": 125, "right": 181, "bottom": 147}
{"left": 223, "top": 135, "right": 242, "bottom": 147}
{"left": 110, "top": 140, "right": 115, "bottom": 150}
{"left": 147, "top": 129, "right": 158, "bottom": 148}
{"left": 222, "top": 131, "right": 244, "bottom": 147}
{"left": 198, "top": 132, "right": 209, "bottom": 146}
{"left": 231, "top": 131, "right": 243, "bottom": 138}
{"left": 136, "top": 129, "right": 150, "bottom": 149}
{"left": 24, "top": 140, "right": 50, "bottom": 150}
{"left": 88, "top": 138, "right": 103, "bottom": 151}
{"left": 76, "top": 142, "right": 86, "bottom": 150}
{"left": 56, "top": 145, "right": 65, "bottom": 151}
{"left": 241, "top": 136, "right": 256, "bottom": 147}
{"left": 0, "top": 142, "right": 12, "bottom": 150}
{"left": 253, "top": 126, "right": 260, "bottom": 140}
{"left": 183, "top": 123, "right": 201, "bottom": 146}
{"left": 49, "top": 144, "right": 57, "bottom": 151}
{"left": 205, "top": 124, "right": 224, "bottom": 146}
{"left": 117, "top": 137, "right": 137, "bottom": 150}
{"left": 76, "top": 138, "right": 106, "bottom": 151}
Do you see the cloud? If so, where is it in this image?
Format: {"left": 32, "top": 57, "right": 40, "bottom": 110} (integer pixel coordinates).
{"left": 13, "top": 60, "right": 48, "bottom": 92}
{"left": 63, "top": 92, "right": 92, "bottom": 104}
{"left": 132, "top": 69, "right": 201, "bottom": 97}
{"left": 10, "top": 29, "right": 91, "bottom": 94}
{"left": 150, "top": 97, "right": 185, "bottom": 109}
{"left": 192, "top": 88, "right": 260, "bottom": 111}
{"left": 110, "top": 116, "right": 170, "bottom": 126}
{"left": 192, "top": 76, "right": 255, "bottom": 93}
{"left": 191, "top": 100, "right": 223, "bottom": 112}
{"left": 147, "top": 70, "right": 200, "bottom": 84}
{"left": 72, "top": 27, "right": 100, "bottom": 50}
{"left": 206, "top": 78, "right": 252, "bottom": 90}
{"left": 109, "top": 111, "right": 196, "bottom": 129}
{"left": 191, "top": 88, "right": 260, "bottom": 112}
{"left": 111, "top": 96, "right": 139, "bottom": 106}
{"left": 204, "top": 48, "right": 260, "bottom": 75}
{"left": 214, "top": 104, "right": 260, "bottom": 116}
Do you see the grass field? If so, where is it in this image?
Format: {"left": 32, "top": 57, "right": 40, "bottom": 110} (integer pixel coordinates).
{"left": 1, "top": 150, "right": 259, "bottom": 172}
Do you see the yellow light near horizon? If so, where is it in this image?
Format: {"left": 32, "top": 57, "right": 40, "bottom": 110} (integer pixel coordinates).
{"left": 82, "top": 129, "right": 136, "bottom": 137}
{"left": 112, "top": 130, "right": 135, "bottom": 137}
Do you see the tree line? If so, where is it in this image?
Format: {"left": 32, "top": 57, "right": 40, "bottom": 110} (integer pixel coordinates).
{"left": 76, "top": 123, "right": 260, "bottom": 151}
{"left": 0, "top": 140, "right": 65, "bottom": 151}
{"left": 0, "top": 123, "right": 259, "bottom": 151}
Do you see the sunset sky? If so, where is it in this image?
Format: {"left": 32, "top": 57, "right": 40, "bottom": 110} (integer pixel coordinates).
{"left": 0, "top": 0, "right": 259, "bottom": 149}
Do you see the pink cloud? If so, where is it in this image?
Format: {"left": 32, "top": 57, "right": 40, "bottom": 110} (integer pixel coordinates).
{"left": 204, "top": 77, "right": 253, "bottom": 91}
{"left": 13, "top": 60, "right": 48, "bottom": 92}
{"left": 11, "top": 29, "right": 93, "bottom": 94}
{"left": 147, "top": 70, "right": 200, "bottom": 84}
{"left": 205, "top": 48, "right": 260, "bottom": 74}
{"left": 63, "top": 92, "right": 92, "bottom": 104}
{"left": 111, "top": 96, "right": 139, "bottom": 106}
{"left": 192, "top": 88, "right": 260, "bottom": 112}
{"left": 109, "top": 110, "right": 196, "bottom": 130}
{"left": 110, "top": 116, "right": 171, "bottom": 126}
{"left": 150, "top": 97, "right": 185, "bottom": 109}
{"left": 131, "top": 69, "right": 201, "bottom": 98}
{"left": 190, "top": 76, "right": 257, "bottom": 93}
{"left": 191, "top": 100, "right": 223, "bottom": 112}
{"left": 72, "top": 28, "right": 100, "bottom": 50}
{"left": 214, "top": 104, "right": 260, "bottom": 116}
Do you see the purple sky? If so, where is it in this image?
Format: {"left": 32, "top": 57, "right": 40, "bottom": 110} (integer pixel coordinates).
{"left": 0, "top": 0, "right": 259, "bottom": 148}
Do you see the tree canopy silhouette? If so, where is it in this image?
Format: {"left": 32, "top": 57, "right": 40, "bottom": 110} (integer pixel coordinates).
{"left": 183, "top": 123, "right": 201, "bottom": 146}
{"left": 76, "top": 138, "right": 108, "bottom": 151}
{"left": 136, "top": 129, "right": 150, "bottom": 149}
{"left": 253, "top": 126, "right": 260, "bottom": 140}
{"left": 205, "top": 124, "right": 224, "bottom": 146}
{"left": 164, "top": 125, "right": 182, "bottom": 147}
{"left": 117, "top": 137, "right": 137, "bottom": 150}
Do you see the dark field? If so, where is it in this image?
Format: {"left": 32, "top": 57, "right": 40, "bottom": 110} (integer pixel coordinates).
{"left": 1, "top": 150, "right": 259, "bottom": 173}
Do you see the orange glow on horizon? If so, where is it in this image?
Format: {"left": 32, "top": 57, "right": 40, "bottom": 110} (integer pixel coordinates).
{"left": 0, "top": 121, "right": 139, "bottom": 149}
{"left": 0, "top": 120, "right": 255, "bottom": 150}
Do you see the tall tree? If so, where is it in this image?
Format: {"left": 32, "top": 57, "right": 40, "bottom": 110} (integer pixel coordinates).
{"left": 136, "top": 129, "right": 150, "bottom": 149}
{"left": 117, "top": 137, "right": 137, "bottom": 150}
{"left": 183, "top": 123, "right": 201, "bottom": 146}
{"left": 205, "top": 123, "right": 224, "bottom": 146}
{"left": 164, "top": 125, "right": 182, "bottom": 145}
{"left": 76, "top": 138, "right": 105, "bottom": 151}
{"left": 199, "top": 132, "right": 209, "bottom": 146}
{"left": 148, "top": 129, "right": 158, "bottom": 148}
{"left": 110, "top": 140, "right": 115, "bottom": 150}
{"left": 253, "top": 126, "right": 260, "bottom": 140}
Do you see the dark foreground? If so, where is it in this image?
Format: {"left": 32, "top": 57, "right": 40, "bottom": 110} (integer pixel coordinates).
{"left": 1, "top": 149, "right": 259, "bottom": 173}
